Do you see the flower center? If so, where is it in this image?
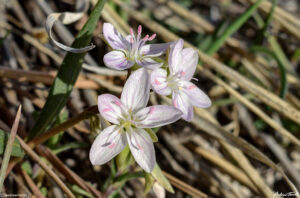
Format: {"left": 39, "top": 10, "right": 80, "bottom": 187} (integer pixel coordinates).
{"left": 166, "top": 73, "right": 182, "bottom": 91}
{"left": 119, "top": 109, "right": 137, "bottom": 132}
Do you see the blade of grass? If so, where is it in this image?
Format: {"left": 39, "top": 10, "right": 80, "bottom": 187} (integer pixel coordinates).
{"left": 250, "top": 45, "right": 287, "bottom": 98}
{"left": 259, "top": 0, "right": 277, "bottom": 42}
{"left": 0, "top": 105, "right": 22, "bottom": 193}
{"left": 28, "top": 0, "right": 108, "bottom": 139}
{"left": 205, "top": 0, "right": 263, "bottom": 55}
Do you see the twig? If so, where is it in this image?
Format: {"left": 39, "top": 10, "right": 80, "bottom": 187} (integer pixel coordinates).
{"left": 18, "top": 165, "right": 46, "bottom": 198}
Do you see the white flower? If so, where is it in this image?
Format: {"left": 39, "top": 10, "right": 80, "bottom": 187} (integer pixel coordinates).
{"left": 103, "top": 23, "right": 169, "bottom": 70}
{"left": 89, "top": 68, "right": 182, "bottom": 172}
{"left": 150, "top": 39, "right": 211, "bottom": 121}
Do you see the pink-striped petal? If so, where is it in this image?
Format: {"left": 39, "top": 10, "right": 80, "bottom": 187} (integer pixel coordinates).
{"left": 150, "top": 68, "right": 171, "bottom": 96}
{"left": 172, "top": 91, "right": 194, "bottom": 121}
{"left": 98, "top": 94, "right": 126, "bottom": 125}
{"left": 103, "top": 23, "right": 129, "bottom": 50}
{"left": 89, "top": 125, "right": 126, "bottom": 165}
{"left": 168, "top": 39, "right": 183, "bottom": 74}
{"left": 104, "top": 51, "right": 134, "bottom": 70}
{"left": 136, "top": 58, "right": 163, "bottom": 70}
{"left": 121, "top": 68, "right": 150, "bottom": 111}
{"left": 140, "top": 43, "right": 170, "bottom": 57}
{"left": 182, "top": 81, "right": 211, "bottom": 108}
{"left": 178, "top": 48, "right": 198, "bottom": 80}
{"left": 135, "top": 105, "right": 182, "bottom": 128}
{"left": 126, "top": 128, "right": 155, "bottom": 173}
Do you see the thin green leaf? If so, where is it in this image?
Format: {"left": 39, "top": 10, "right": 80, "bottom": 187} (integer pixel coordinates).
{"left": 71, "top": 185, "right": 94, "bottom": 198}
{"left": 250, "top": 45, "right": 287, "bottom": 98}
{"left": 28, "top": 0, "right": 108, "bottom": 139}
{"left": 52, "top": 142, "right": 88, "bottom": 154}
{"left": 206, "top": 0, "right": 263, "bottom": 55}
{"left": 259, "top": 0, "right": 277, "bottom": 42}
{"left": 151, "top": 163, "right": 174, "bottom": 193}
{"left": 144, "top": 171, "right": 155, "bottom": 194}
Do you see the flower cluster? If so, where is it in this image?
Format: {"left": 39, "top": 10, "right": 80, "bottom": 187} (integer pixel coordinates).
{"left": 89, "top": 23, "right": 211, "bottom": 173}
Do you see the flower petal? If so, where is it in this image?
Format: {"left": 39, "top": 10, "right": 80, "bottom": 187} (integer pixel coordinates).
{"left": 150, "top": 68, "right": 171, "bottom": 96}
{"left": 140, "top": 43, "right": 170, "bottom": 57}
{"left": 168, "top": 39, "right": 183, "bottom": 74}
{"left": 137, "top": 58, "right": 163, "bottom": 70}
{"left": 182, "top": 81, "right": 211, "bottom": 108}
{"left": 172, "top": 91, "right": 194, "bottom": 121}
{"left": 178, "top": 48, "right": 198, "bottom": 80}
{"left": 104, "top": 51, "right": 134, "bottom": 70}
{"left": 127, "top": 128, "right": 155, "bottom": 173}
{"left": 89, "top": 125, "right": 126, "bottom": 165}
{"left": 135, "top": 105, "right": 182, "bottom": 128}
{"left": 121, "top": 68, "right": 150, "bottom": 111}
{"left": 98, "top": 94, "right": 126, "bottom": 125}
{"left": 103, "top": 23, "right": 129, "bottom": 50}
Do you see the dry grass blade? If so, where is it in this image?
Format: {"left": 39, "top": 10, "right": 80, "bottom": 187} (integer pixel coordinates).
{"left": 16, "top": 136, "right": 76, "bottom": 198}
{"left": 220, "top": 142, "right": 274, "bottom": 197}
{"left": 0, "top": 105, "right": 22, "bottom": 192}
{"left": 192, "top": 146, "right": 259, "bottom": 193}
{"left": 163, "top": 171, "right": 208, "bottom": 198}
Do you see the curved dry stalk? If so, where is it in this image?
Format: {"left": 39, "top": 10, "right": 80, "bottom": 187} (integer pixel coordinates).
{"left": 16, "top": 135, "right": 76, "bottom": 198}
{"left": 220, "top": 142, "right": 274, "bottom": 197}
{"left": 191, "top": 146, "right": 259, "bottom": 193}
{"left": 163, "top": 171, "right": 208, "bottom": 198}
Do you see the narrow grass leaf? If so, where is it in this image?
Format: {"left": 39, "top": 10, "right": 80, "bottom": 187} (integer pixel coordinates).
{"left": 206, "top": 0, "right": 263, "bottom": 55}
{"left": 250, "top": 45, "right": 287, "bottom": 98}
